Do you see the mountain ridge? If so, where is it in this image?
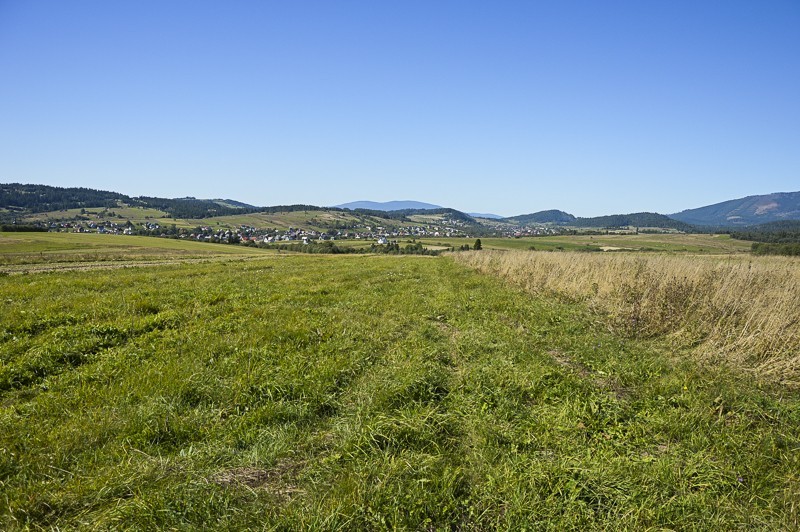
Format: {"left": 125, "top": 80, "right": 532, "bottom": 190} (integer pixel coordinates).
{"left": 669, "top": 191, "right": 800, "bottom": 226}
{"left": 468, "top": 212, "right": 503, "bottom": 219}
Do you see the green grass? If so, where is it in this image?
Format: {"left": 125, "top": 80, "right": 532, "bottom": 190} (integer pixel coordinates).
{"left": 422, "top": 233, "right": 753, "bottom": 253}
{"left": 1, "top": 254, "right": 798, "bottom": 529}
{"left": 0, "top": 232, "right": 274, "bottom": 271}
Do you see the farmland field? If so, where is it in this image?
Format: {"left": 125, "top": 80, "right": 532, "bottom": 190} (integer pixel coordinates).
{"left": 22, "top": 205, "right": 172, "bottom": 223}
{"left": 1, "top": 241, "right": 798, "bottom": 529}
{"left": 420, "top": 233, "right": 753, "bottom": 253}
{"left": 0, "top": 232, "right": 275, "bottom": 273}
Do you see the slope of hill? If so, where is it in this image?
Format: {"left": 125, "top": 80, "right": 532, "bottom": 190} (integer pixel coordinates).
{"left": 0, "top": 183, "right": 128, "bottom": 212}
{"left": 0, "top": 183, "right": 258, "bottom": 220}
{"left": 335, "top": 200, "right": 443, "bottom": 211}
{"left": 505, "top": 210, "right": 576, "bottom": 225}
{"left": 213, "top": 198, "right": 258, "bottom": 209}
{"left": 572, "top": 212, "right": 695, "bottom": 231}
{"left": 670, "top": 191, "right": 800, "bottom": 226}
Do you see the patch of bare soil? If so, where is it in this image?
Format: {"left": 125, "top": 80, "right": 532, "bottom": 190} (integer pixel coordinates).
{"left": 210, "top": 458, "right": 305, "bottom": 500}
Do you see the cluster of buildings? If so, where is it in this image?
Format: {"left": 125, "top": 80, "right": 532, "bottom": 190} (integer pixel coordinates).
{"left": 44, "top": 220, "right": 136, "bottom": 234}
{"left": 36, "top": 214, "right": 478, "bottom": 243}
{"left": 502, "top": 225, "right": 564, "bottom": 238}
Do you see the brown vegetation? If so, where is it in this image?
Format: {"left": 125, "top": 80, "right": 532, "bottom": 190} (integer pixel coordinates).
{"left": 451, "top": 251, "right": 800, "bottom": 385}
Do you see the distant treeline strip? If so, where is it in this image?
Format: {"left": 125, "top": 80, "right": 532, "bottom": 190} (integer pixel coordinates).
{"left": 1, "top": 224, "right": 48, "bottom": 232}
{"left": 751, "top": 242, "right": 800, "bottom": 256}
{"left": 730, "top": 220, "right": 800, "bottom": 244}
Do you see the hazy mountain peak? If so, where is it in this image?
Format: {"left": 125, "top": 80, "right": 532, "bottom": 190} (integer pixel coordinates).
{"left": 335, "top": 200, "right": 443, "bottom": 211}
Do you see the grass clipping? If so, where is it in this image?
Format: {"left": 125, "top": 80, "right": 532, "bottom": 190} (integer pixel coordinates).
{"left": 452, "top": 251, "right": 800, "bottom": 385}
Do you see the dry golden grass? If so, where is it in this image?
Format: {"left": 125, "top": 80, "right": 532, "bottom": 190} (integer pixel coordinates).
{"left": 451, "top": 251, "right": 800, "bottom": 385}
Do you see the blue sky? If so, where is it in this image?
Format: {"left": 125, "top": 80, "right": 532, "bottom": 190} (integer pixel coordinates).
{"left": 1, "top": 1, "right": 797, "bottom": 217}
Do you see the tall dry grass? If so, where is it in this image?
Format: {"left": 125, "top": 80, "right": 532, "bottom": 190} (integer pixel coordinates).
{"left": 452, "top": 251, "right": 800, "bottom": 385}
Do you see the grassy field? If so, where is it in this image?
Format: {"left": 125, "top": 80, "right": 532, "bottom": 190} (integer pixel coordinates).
{"left": 1, "top": 248, "right": 799, "bottom": 528}
{"left": 421, "top": 233, "right": 753, "bottom": 253}
{"left": 453, "top": 250, "right": 800, "bottom": 386}
{"left": 0, "top": 232, "right": 274, "bottom": 272}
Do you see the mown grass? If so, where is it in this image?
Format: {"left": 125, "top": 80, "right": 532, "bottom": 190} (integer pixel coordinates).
{"left": 1, "top": 254, "right": 798, "bottom": 529}
{"left": 0, "top": 232, "right": 273, "bottom": 269}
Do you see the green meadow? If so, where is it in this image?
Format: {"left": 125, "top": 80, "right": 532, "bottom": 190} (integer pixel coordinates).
{"left": 420, "top": 233, "right": 753, "bottom": 253}
{"left": 0, "top": 232, "right": 274, "bottom": 273}
{"left": 1, "top": 236, "right": 798, "bottom": 529}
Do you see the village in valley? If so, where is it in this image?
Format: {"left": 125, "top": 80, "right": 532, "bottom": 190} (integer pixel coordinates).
{"left": 28, "top": 204, "right": 566, "bottom": 247}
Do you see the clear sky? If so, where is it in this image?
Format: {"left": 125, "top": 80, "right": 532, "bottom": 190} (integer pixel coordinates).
{"left": 1, "top": 1, "right": 798, "bottom": 217}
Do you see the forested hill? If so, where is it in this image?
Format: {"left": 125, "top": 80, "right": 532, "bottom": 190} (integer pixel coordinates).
{"left": 0, "top": 183, "right": 259, "bottom": 219}
{"left": 1, "top": 183, "right": 128, "bottom": 212}
{"left": 134, "top": 196, "right": 260, "bottom": 218}
{"left": 572, "top": 212, "right": 696, "bottom": 231}
{"left": 730, "top": 220, "right": 800, "bottom": 243}
{"left": 504, "top": 210, "right": 576, "bottom": 225}
{"left": 358, "top": 207, "right": 476, "bottom": 222}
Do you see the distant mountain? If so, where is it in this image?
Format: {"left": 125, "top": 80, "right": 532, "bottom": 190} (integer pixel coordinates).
{"left": 505, "top": 210, "right": 576, "bottom": 225}
{"left": 670, "top": 191, "right": 800, "bottom": 227}
{"left": 468, "top": 212, "right": 503, "bottom": 219}
{"left": 335, "top": 200, "right": 443, "bottom": 211}
{"left": 573, "top": 212, "right": 695, "bottom": 231}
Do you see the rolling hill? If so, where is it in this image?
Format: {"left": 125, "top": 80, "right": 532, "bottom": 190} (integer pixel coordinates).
{"left": 0, "top": 183, "right": 258, "bottom": 219}
{"left": 572, "top": 212, "right": 695, "bottom": 231}
{"left": 504, "top": 210, "right": 576, "bottom": 225}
